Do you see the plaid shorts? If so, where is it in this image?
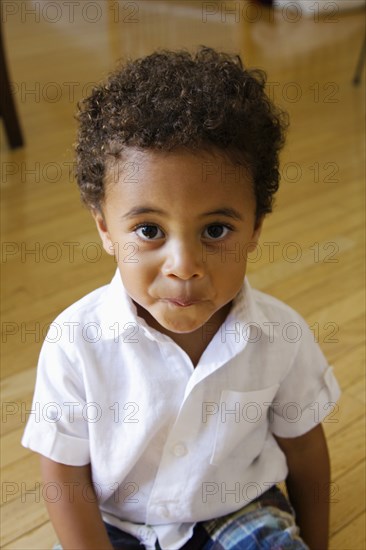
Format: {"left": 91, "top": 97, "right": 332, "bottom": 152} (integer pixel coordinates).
{"left": 53, "top": 486, "right": 309, "bottom": 550}
{"left": 195, "top": 485, "right": 309, "bottom": 550}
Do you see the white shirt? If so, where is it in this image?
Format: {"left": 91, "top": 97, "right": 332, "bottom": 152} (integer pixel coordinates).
{"left": 22, "top": 269, "right": 341, "bottom": 550}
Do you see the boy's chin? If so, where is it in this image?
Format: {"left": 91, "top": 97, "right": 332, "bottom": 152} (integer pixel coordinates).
{"left": 151, "top": 312, "right": 207, "bottom": 335}
{"left": 134, "top": 301, "right": 204, "bottom": 334}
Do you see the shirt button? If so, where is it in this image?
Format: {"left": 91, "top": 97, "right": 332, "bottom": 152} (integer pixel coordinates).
{"left": 156, "top": 504, "right": 170, "bottom": 518}
{"left": 172, "top": 443, "right": 188, "bottom": 457}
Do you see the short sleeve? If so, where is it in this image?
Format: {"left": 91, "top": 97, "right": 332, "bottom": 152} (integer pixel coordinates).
{"left": 269, "top": 313, "right": 341, "bottom": 438}
{"left": 21, "top": 337, "right": 91, "bottom": 466}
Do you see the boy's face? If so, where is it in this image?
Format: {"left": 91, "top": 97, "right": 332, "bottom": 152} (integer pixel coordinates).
{"left": 93, "top": 149, "right": 262, "bottom": 337}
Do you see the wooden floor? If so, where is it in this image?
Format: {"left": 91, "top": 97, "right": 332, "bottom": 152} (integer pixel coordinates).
{"left": 1, "top": 1, "right": 365, "bottom": 548}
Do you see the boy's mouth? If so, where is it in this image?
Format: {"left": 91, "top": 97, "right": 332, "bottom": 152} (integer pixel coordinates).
{"left": 163, "top": 298, "right": 199, "bottom": 307}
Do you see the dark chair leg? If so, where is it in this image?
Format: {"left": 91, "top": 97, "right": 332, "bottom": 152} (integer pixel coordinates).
{"left": 0, "top": 20, "right": 24, "bottom": 148}
{"left": 353, "top": 36, "right": 366, "bottom": 86}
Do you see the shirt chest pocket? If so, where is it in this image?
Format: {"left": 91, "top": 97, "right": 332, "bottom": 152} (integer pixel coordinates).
{"left": 209, "top": 384, "right": 280, "bottom": 467}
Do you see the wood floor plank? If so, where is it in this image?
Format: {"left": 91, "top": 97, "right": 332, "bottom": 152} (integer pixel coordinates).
{"left": 2, "top": 521, "right": 57, "bottom": 550}
{"left": 330, "top": 512, "right": 366, "bottom": 550}
{"left": 0, "top": 496, "right": 50, "bottom": 548}
{"left": 1, "top": 454, "right": 41, "bottom": 506}
{"left": 327, "top": 416, "right": 365, "bottom": 480}
{"left": 330, "top": 460, "right": 366, "bottom": 537}
{"left": 321, "top": 392, "right": 364, "bottom": 439}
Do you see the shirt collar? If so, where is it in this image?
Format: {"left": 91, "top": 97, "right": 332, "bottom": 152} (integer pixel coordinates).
{"left": 100, "top": 269, "right": 169, "bottom": 343}
{"left": 225, "top": 277, "right": 271, "bottom": 337}
{"left": 100, "top": 268, "right": 271, "bottom": 342}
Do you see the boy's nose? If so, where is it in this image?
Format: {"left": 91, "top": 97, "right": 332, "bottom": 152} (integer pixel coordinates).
{"left": 161, "top": 240, "right": 205, "bottom": 280}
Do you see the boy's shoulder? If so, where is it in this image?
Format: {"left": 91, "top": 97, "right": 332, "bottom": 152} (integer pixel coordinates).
{"left": 249, "top": 283, "right": 307, "bottom": 326}
{"left": 46, "top": 270, "right": 139, "bottom": 349}
{"left": 54, "top": 281, "right": 110, "bottom": 325}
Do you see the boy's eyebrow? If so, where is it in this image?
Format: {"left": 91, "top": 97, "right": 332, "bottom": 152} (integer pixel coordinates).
{"left": 121, "top": 207, "right": 165, "bottom": 219}
{"left": 200, "top": 208, "right": 243, "bottom": 221}
{"left": 121, "top": 206, "right": 244, "bottom": 221}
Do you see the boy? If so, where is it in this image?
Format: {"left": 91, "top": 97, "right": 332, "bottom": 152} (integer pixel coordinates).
{"left": 22, "top": 47, "right": 341, "bottom": 550}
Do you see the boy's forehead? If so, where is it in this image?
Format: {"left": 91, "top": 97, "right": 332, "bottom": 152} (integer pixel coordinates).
{"left": 105, "top": 146, "right": 254, "bottom": 194}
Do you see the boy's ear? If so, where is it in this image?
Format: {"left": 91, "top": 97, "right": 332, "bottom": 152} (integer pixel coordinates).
{"left": 91, "top": 209, "right": 115, "bottom": 256}
{"left": 247, "top": 216, "right": 264, "bottom": 253}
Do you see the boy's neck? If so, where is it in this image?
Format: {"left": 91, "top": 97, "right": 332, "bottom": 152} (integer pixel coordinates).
{"left": 135, "top": 301, "right": 233, "bottom": 368}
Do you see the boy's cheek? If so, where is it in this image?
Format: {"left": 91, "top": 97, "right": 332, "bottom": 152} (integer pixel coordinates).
{"left": 203, "top": 242, "right": 255, "bottom": 267}
{"left": 105, "top": 241, "right": 117, "bottom": 256}
{"left": 97, "top": 233, "right": 115, "bottom": 256}
{"left": 114, "top": 241, "right": 141, "bottom": 265}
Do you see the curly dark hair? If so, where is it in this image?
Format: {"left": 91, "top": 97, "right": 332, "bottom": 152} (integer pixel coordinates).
{"left": 75, "top": 46, "right": 289, "bottom": 223}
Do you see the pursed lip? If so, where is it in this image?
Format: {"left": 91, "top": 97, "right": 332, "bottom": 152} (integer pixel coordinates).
{"left": 162, "top": 297, "right": 200, "bottom": 307}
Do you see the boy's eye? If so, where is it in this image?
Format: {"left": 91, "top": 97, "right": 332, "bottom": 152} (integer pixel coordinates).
{"left": 203, "top": 224, "right": 231, "bottom": 240}
{"left": 135, "top": 224, "right": 164, "bottom": 240}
